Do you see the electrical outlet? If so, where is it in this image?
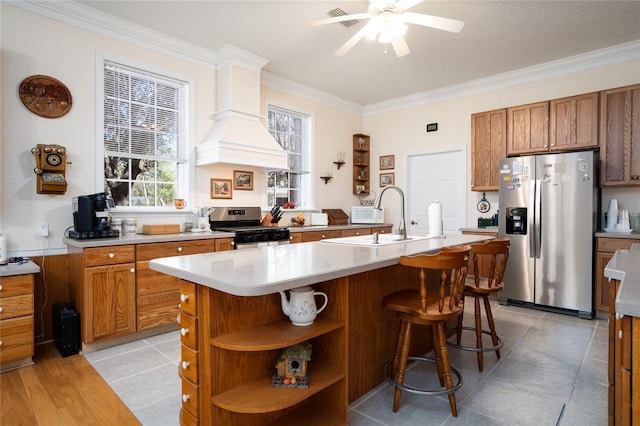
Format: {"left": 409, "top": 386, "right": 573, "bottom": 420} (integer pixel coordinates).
{"left": 38, "top": 222, "right": 49, "bottom": 237}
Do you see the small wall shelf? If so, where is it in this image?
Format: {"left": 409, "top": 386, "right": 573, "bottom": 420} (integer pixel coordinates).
{"left": 320, "top": 176, "right": 333, "bottom": 184}
{"left": 333, "top": 161, "right": 345, "bottom": 170}
{"left": 352, "top": 134, "right": 370, "bottom": 195}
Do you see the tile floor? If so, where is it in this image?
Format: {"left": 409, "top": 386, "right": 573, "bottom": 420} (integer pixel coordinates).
{"left": 85, "top": 301, "right": 609, "bottom": 426}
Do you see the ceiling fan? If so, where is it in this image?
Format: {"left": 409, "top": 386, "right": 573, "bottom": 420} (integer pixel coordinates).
{"left": 310, "top": 0, "right": 464, "bottom": 57}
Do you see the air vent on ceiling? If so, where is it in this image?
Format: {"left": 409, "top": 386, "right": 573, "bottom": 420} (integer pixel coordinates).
{"left": 327, "top": 8, "right": 359, "bottom": 27}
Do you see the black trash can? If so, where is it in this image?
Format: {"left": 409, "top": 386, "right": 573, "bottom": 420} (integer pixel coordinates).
{"left": 53, "top": 303, "right": 80, "bottom": 357}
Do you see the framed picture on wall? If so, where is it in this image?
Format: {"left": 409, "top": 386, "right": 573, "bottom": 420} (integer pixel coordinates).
{"left": 380, "top": 155, "right": 395, "bottom": 170}
{"left": 210, "top": 178, "right": 232, "bottom": 199}
{"left": 380, "top": 173, "right": 394, "bottom": 187}
{"left": 233, "top": 170, "right": 253, "bottom": 190}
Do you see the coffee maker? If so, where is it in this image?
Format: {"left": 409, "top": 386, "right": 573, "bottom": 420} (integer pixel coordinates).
{"left": 69, "top": 192, "right": 118, "bottom": 239}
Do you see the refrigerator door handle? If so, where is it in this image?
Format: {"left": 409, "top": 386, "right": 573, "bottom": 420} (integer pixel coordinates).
{"left": 530, "top": 179, "right": 542, "bottom": 259}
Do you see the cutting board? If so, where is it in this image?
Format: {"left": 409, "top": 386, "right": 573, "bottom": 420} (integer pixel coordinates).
{"left": 141, "top": 224, "right": 181, "bottom": 235}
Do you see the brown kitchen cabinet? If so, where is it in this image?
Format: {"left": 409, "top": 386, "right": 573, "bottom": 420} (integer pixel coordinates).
{"left": 77, "top": 246, "right": 137, "bottom": 343}
{"left": 0, "top": 273, "right": 35, "bottom": 371}
{"left": 136, "top": 240, "right": 215, "bottom": 331}
{"left": 507, "top": 101, "right": 550, "bottom": 156}
{"left": 608, "top": 279, "right": 640, "bottom": 425}
{"left": 471, "top": 109, "right": 506, "bottom": 191}
{"left": 600, "top": 84, "right": 640, "bottom": 187}
{"left": 303, "top": 230, "right": 342, "bottom": 242}
{"left": 549, "top": 92, "right": 599, "bottom": 151}
{"left": 595, "top": 238, "right": 637, "bottom": 312}
{"left": 353, "top": 133, "right": 370, "bottom": 195}
{"left": 340, "top": 228, "right": 372, "bottom": 237}
{"left": 214, "top": 237, "right": 234, "bottom": 252}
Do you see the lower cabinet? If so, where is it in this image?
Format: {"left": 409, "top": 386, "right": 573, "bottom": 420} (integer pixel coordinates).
{"left": 67, "top": 237, "right": 235, "bottom": 345}
{"left": 290, "top": 226, "right": 392, "bottom": 244}
{"left": 608, "top": 278, "right": 640, "bottom": 425}
{"left": 0, "top": 273, "right": 35, "bottom": 371}
{"left": 596, "top": 238, "right": 636, "bottom": 312}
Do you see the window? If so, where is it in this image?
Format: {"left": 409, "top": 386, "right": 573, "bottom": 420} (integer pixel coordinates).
{"left": 102, "top": 60, "right": 188, "bottom": 207}
{"left": 266, "top": 106, "right": 311, "bottom": 208}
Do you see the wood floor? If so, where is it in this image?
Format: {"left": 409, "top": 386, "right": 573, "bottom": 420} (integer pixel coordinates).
{"left": 1, "top": 343, "right": 140, "bottom": 425}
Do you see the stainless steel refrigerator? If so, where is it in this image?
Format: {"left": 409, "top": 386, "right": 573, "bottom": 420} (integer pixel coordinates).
{"left": 498, "top": 151, "right": 598, "bottom": 319}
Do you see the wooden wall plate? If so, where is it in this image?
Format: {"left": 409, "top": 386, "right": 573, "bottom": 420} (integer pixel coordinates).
{"left": 19, "top": 75, "right": 72, "bottom": 118}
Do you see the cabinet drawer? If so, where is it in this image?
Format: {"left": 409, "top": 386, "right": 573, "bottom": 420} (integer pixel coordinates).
{"left": 214, "top": 238, "right": 234, "bottom": 252}
{"left": 137, "top": 240, "right": 213, "bottom": 261}
{"left": 181, "top": 378, "right": 199, "bottom": 417}
{"left": 597, "top": 238, "right": 636, "bottom": 253}
{"left": 0, "top": 275, "right": 33, "bottom": 298}
{"left": 180, "top": 312, "right": 198, "bottom": 350}
{"left": 374, "top": 226, "right": 393, "bottom": 234}
{"left": 0, "top": 294, "right": 34, "bottom": 320}
{"left": 340, "top": 228, "right": 372, "bottom": 237}
{"left": 137, "top": 264, "right": 180, "bottom": 296}
{"left": 0, "top": 315, "right": 34, "bottom": 363}
{"left": 137, "top": 291, "right": 180, "bottom": 331}
{"left": 180, "top": 281, "right": 197, "bottom": 317}
{"left": 302, "top": 230, "right": 342, "bottom": 242}
{"left": 180, "top": 344, "right": 199, "bottom": 384}
{"left": 180, "top": 407, "right": 198, "bottom": 426}
{"left": 84, "top": 245, "right": 135, "bottom": 267}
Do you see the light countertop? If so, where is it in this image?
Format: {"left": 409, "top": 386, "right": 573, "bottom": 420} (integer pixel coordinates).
{"left": 0, "top": 260, "right": 40, "bottom": 277}
{"left": 63, "top": 231, "right": 235, "bottom": 248}
{"left": 595, "top": 231, "right": 640, "bottom": 240}
{"left": 605, "top": 243, "right": 640, "bottom": 317}
{"left": 459, "top": 227, "right": 499, "bottom": 233}
{"left": 150, "top": 233, "right": 490, "bottom": 297}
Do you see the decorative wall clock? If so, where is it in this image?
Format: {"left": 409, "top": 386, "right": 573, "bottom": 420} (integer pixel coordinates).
{"left": 19, "top": 75, "right": 72, "bottom": 118}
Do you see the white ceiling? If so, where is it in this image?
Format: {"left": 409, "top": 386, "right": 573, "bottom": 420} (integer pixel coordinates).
{"left": 76, "top": 0, "right": 640, "bottom": 106}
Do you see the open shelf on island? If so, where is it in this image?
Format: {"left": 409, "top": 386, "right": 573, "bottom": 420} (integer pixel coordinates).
{"left": 211, "top": 362, "right": 346, "bottom": 413}
{"left": 210, "top": 317, "right": 344, "bottom": 351}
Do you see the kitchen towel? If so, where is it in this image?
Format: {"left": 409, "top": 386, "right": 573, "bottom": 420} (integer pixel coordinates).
{"left": 428, "top": 201, "right": 443, "bottom": 237}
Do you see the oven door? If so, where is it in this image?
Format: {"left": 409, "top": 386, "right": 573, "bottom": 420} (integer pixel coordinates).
{"left": 235, "top": 240, "right": 290, "bottom": 250}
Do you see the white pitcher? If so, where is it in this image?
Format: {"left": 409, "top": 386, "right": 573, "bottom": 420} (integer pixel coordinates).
{"left": 279, "top": 286, "right": 328, "bottom": 326}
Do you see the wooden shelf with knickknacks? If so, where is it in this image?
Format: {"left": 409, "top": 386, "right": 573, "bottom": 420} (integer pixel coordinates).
{"left": 353, "top": 133, "right": 370, "bottom": 195}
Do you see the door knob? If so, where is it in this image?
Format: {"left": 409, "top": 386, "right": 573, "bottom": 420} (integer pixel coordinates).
{"left": 410, "top": 220, "right": 417, "bottom": 225}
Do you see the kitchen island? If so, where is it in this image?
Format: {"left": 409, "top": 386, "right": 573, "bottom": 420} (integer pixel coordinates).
{"left": 150, "top": 233, "right": 490, "bottom": 425}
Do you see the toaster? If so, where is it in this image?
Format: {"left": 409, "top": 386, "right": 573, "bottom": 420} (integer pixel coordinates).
{"left": 309, "top": 213, "right": 329, "bottom": 226}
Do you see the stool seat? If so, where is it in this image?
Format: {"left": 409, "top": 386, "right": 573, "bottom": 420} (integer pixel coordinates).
{"left": 449, "top": 238, "right": 510, "bottom": 372}
{"left": 382, "top": 245, "right": 470, "bottom": 417}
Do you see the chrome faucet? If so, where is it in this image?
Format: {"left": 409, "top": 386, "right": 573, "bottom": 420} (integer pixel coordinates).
{"left": 374, "top": 185, "right": 409, "bottom": 241}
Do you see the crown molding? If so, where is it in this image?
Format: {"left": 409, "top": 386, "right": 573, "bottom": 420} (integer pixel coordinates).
{"left": 9, "top": 1, "right": 640, "bottom": 117}
{"left": 364, "top": 40, "right": 640, "bottom": 116}
{"left": 261, "top": 71, "right": 364, "bottom": 116}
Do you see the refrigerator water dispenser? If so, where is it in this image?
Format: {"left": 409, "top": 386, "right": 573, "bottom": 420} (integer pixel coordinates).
{"left": 505, "top": 207, "right": 527, "bottom": 235}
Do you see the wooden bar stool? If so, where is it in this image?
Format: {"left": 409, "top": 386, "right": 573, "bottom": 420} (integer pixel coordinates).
{"left": 382, "top": 245, "right": 470, "bottom": 417}
{"left": 449, "top": 238, "right": 510, "bottom": 372}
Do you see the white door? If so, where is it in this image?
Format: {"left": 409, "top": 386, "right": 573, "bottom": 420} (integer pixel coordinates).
{"left": 407, "top": 148, "right": 466, "bottom": 234}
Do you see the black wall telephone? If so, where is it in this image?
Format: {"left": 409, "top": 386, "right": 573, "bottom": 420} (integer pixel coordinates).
{"left": 32, "top": 143, "right": 68, "bottom": 194}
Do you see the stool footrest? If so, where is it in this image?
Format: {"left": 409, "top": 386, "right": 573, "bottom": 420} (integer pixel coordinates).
{"left": 447, "top": 326, "right": 503, "bottom": 353}
{"left": 383, "top": 356, "right": 463, "bottom": 397}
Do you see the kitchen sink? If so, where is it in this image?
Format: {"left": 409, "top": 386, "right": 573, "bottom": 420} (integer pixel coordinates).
{"left": 320, "top": 234, "right": 432, "bottom": 247}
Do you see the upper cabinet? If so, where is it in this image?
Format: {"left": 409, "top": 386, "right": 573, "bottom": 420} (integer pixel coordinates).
{"left": 353, "top": 134, "right": 370, "bottom": 195}
{"left": 600, "top": 84, "right": 640, "bottom": 187}
{"left": 471, "top": 109, "right": 506, "bottom": 191}
{"left": 549, "top": 92, "right": 599, "bottom": 151}
{"left": 506, "top": 101, "right": 549, "bottom": 156}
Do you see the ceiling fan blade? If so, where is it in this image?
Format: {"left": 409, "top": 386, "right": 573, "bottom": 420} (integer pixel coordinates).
{"left": 391, "top": 35, "right": 410, "bottom": 57}
{"left": 309, "top": 12, "right": 372, "bottom": 27}
{"left": 397, "top": 0, "right": 424, "bottom": 10}
{"left": 335, "top": 24, "right": 371, "bottom": 56}
{"left": 403, "top": 12, "right": 465, "bottom": 33}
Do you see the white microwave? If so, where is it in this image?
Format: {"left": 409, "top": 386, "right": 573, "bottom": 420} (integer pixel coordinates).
{"left": 350, "top": 206, "right": 384, "bottom": 224}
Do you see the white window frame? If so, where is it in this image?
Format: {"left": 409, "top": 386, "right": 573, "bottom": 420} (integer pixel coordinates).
{"left": 264, "top": 101, "right": 315, "bottom": 210}
{"left": 95, "top": 52, "right": 193, "bottom": 213}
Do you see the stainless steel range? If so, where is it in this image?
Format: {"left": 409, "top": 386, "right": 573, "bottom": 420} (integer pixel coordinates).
{"left": 209, "top": 207, "right": 290, "bottom": 249}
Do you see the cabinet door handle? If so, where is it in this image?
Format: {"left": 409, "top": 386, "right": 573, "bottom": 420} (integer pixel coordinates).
{"left": 177, "top": 247, "right": 183, "bottom": 252}
{"left": 180, "top": 327, "right": 190, "bottom": 336}
{"left": 0, "top": 307, "right": 3, "bottom": 313}
{"left": 130, "top": 268, "right": 135, "bottom": 273}
{"left": 180, "top": 294, "right": 189, "bottom": 302}
{"left": 355, "top": 232, "right": 360, "bottom": 235}
{"left": 0, "top": 340, "right": 3, "bottom": 346}
{"left": 182, "top": 361, "right": 190, "bottom": 370}
{"left": 321, "top": 235, "right": 326, "bottom": 238}
{"left": 109, "top": 253, "right": 115, "bottom": 258}
{"left": 619, "top": 330, "right": 623, "bottom": 340}
{"left": 182, "top": 394, "right": 190, "bottom": 403}
{"left": 0, "top": 285, "right": 3, "bottom": 291}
